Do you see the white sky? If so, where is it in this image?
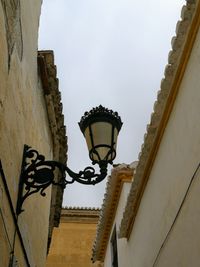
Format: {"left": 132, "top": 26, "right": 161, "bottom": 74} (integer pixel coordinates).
{"left": 39, "top": 0, "right": 185, "bottom": 208}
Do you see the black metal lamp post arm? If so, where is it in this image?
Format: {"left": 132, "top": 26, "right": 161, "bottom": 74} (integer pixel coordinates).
{"left": 16, "top": 145, "right": 107, "bottom": 215}
{"left": 64, "top": 164, "right": 107, "bottom": 185}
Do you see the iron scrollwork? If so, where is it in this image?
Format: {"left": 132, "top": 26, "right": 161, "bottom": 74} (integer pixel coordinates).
{"left": 16, "top": 145, "right": 107, "bottom": 215}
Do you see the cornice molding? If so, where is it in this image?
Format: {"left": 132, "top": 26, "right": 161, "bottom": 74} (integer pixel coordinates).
{"left": 63, "top": 206, "right": 100, "bottom": 211}
{"left": 92, "top": 164, "right": 134, "bottom": 263}
{"left": 37, "top": 50, "right": 67, "bottom": 250}
{"left": 61, "top": 208, "right": 100, "bottom": 223}
{"left": 119, "top": 0, "right": 200, "bottom": 239}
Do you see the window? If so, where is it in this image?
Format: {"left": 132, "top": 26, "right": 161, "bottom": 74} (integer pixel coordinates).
{"left": 111, "top": 225, "right": 118, "bottom": 267}
{"left": 9, "top": 255, "right": 19, "bottom": 267}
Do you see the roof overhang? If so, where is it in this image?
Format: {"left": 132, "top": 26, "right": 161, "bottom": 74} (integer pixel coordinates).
{"left": 92, "top": 164, "right": 134, "bottom": 262}
{"left": 119, "top": 0, "right": 200, "bottom": 239}
{"left": 37, "top": 50, "right": 67, "bottom": 250}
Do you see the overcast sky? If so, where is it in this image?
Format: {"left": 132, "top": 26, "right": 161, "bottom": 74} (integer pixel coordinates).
{"left": 39, "top": 0, "right": 185, "bottom": 208}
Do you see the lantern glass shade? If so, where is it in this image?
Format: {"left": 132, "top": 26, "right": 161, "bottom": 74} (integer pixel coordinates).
{"left": 84, "top": 122, "right": 119, "bottom": 163}
{"left": 79, "top": 105, "right": 123, "bottom": 165}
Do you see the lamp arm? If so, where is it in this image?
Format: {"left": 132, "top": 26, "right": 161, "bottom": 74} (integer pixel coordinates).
{"left": 64, "top": 164, "right": 107, "bottom": 185}
{"left": 40, "top": 160, "right": 107, "bottom": 186}
{"left": 16, "top": 145, "right": 107, "bottom": 215}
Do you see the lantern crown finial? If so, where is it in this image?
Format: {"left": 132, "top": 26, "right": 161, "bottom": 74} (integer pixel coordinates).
{"left": 79, "top": 105, "right": 123, "bottom": 134}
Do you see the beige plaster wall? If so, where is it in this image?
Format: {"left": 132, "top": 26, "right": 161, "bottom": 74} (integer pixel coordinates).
{"left": 46, "top": 220, "right": 98, "bottom": 267}
{"left": 0, "top": 1, "right": 54, "bottom": 266}
{"left": 118, "top": 23, "right": 200, "bottom": 267}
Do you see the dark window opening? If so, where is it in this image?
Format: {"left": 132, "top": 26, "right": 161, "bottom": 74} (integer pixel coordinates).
{"left": 111, "top": 225, "right": 118, "bottom": 267}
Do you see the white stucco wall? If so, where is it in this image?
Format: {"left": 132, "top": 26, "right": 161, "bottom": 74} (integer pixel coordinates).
{"left": 119, "top": 21, "right": 200, "bottom": 267}
{"left": 103, "top": 13, "right": 200, "bottom": 267}
{"left": 104, "top": 182, "right": 132, "bottom": 267}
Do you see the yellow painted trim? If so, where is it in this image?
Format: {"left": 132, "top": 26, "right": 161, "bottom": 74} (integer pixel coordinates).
{"left": 98, "top": 171, "right": 133, "bottom": 261}
{"left": 126, "top": 1, "right": 200, "bottom": 239}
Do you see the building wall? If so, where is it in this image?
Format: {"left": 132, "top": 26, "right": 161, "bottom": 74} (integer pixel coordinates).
{"left": 0, "top": 1, "right": 64, "bottom": 267}
{"left": 46, "top": 208, "right": 100, "bottom": 267}
{"left": 103, "top": 183, "right": 131, "bottom": 267}
{"left": 101, "top": 2, "right": 200, "bottom": 267}
{"left": 90, "top": 164, "right": 134, "bottom": 266}
{"left": 124, "top": 22, "right": 200, "bottom": 267}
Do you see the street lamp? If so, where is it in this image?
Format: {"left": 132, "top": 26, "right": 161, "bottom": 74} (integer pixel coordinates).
{"left": 16, "top": 105, "right": 122, "bottom": 214}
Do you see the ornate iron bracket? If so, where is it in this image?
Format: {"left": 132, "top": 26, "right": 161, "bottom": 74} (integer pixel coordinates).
{"left": 16, "top": 145, "right": 108, "bottom": 215}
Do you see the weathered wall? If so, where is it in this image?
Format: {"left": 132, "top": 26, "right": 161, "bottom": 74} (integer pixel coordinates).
{"left": 46, "top": 208, "right": 100, "bottom": 267}
{"left": 0, "top": 1, "right": 57, "bottom": 266}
